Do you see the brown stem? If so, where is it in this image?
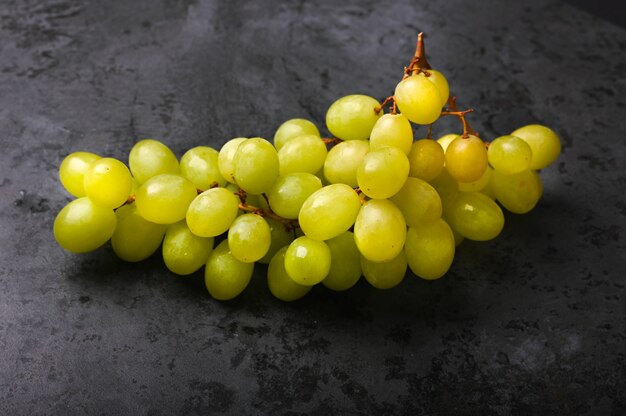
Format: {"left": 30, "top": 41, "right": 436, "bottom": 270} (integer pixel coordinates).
{"left": 375, "top": 95, "right": 396, "bottom": 115}
{"left": 235, "top": 189, "right": 297, "bottom": 231}
{"left": 405, "top": 32, "right": 432, "bottom": 77}
{"left": 440, "top": 109, "right": 478, "bottom": 138}
{"left": 426, "top": 123, "right": 433, "bottom": 140}
{"left": 322, "top": 137, "right": 343, "bottom": 145}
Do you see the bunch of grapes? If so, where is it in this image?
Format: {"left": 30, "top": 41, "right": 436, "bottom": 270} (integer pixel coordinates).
{"left": 54, "top": 34, "right": 561, "bottom": 301}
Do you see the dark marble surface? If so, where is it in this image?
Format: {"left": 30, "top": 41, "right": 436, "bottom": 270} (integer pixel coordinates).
{"left": 1, "top": 0, "right": 625, "bottom": 414}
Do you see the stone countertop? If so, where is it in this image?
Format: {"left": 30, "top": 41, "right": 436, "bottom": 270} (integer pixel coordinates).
{"left": 0, "top": 1, "right": 624, "bottom": 414}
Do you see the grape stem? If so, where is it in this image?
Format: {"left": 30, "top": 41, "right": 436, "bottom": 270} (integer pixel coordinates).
{"left": 403, "top": 32, "right": 432, "bottom": 79}
{"left": 441, "top": 97, "right": 479, "bottom": 138}
{"left": 234, "top": 188, "right": 297, "bottom": 231}
{"left": 322, "top": 137, "right": 343, "bottom": 146}
{"left": 375, "top": 95, "right": 397, "bottom": 115}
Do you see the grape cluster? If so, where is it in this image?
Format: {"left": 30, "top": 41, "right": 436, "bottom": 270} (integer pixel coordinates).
{"left": 54, "top": 34, "right": 561, "bottom": 301}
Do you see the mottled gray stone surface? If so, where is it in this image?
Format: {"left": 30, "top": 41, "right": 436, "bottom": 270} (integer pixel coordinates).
{"left": 0, "top": 0, "right": 624, "bottom": 414}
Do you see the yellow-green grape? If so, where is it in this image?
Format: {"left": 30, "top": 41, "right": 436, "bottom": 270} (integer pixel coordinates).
{"left": 405, "top": 219, "right": 455, "bottom": 280}
{"left": 186, "top": 187, "right": 240, "bottom": 237}
{"left": 451, "top": 227, "right": 465, "bottom": 247}
{"left": 458, "top": 165, "right": 492, "bottom": 192}
{"left": 390, "top": 177, "right": 442, "bottom": 227}
{"left": 481, "top": 173, "right": 497, "bottom": 200}
{"left": 445, "top": 192, "right": 504, "bottom": 241}
{"left": 357, "top": 146, "right": 410, "bottom": 199}
{"left": 228, "top": 214, "right": 271, "bottom": 263}
{"left": 323, "top": 231, "right": 362, "bottom": 291}
{"left": 325, "top": 94, "right": 382, "bottom": 140}
{"left": 258, "top": 218, "right": 294, "bottom": 264}
{"left": 323, "top": 140, "right": 370, "bottom": 187}
{"left": 83, "top": 158, "right": 132, "bottom": 209}
{"left": 162, "top": 221, "right": 213, "bottom": 275}
{"left": 424, "top": 69, "right": 450, "bottom": 107}
{"left": 267, "top": 247, "right": 312, "bottom": 301}
{"left": 53, "top": 197, "right": 116, "bottom": 253}
{"left": 218, "top": 137, "right": 247, "bottom": 184}
{"left": 273, "top": 119, "right": 320, "bottom": 151}
{"left": 487, "top": 135, "right": 533, "bottom": 175}
{"left": 180, "top": 146, "right": 226, "bottom": 190}
{"left": 135, "top": 174, "right": 197, "bottom": 224}
{"left": 429, "top": 167, "right": 459, "bottom": 204}
{"left": 278, "top": 134, "right": 328, "bottom": 176}
{"left": 233, "top": 137, "right": 279, "bottom": 194}
{"left": 128, "top": 139, "right": 179, "bottom": 184}
{"left": 284, "top": 236, "right": 331, "bottom": 286}
{"left": 361, "top": 251, "right": 407, "bottom": 290}
{"left": 204, "top": 240, "right": 254, "bottom": 300}
{"left": 511, "top": 124, "right": 561, "bottom": 170}
{"left": 491, "top": 170, "right": 543, "bottom": 214}
{"left": 111, "top": 205, "right": 165, "bottom": 262}
{"left": 298, "top": 184, "right": 361, "bottom": 241}
{"left": 445, "top": 135, "right": 488, "bottom": 183}
{"left": 394, "top": 75, "right": 442, "bottom": 125}
{"left": 59, "top": 152, "right": 101, "bottom": 197}
{"left": 408, "top": 139, "right": 445, "bottom": 181}
{"left": 354, "top": 199, "right": 406, "bottom": 262}
{"left": 437, "top": 133, "right": 458, "bottom": 154}
{"left": 267, "top": 173, "right": 322, "bottom": 219}
{"left": 369, "top": 113, "right": 413, "bottom": 155}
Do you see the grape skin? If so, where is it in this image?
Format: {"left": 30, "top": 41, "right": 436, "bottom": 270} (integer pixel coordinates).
{"left": 273, "top": 119, "right": 320, "bottom": 150}
{"left": 59, "top": 151, "right": 101, "bottom": 197}
{"left": 162, "top": 221, "right": 214, "bottom": 275}
{"left": 205, "top": 240, "right": 254, "bottom": 300}
{"left": 354, "top": 199, "right": 406, "bottom": 262}
{"left": 129, "top": 139, "right": 180, "bottom": 184}
{"left": 112, "top": 205, "right": 166, "bottom": 262}
{"left": 284, "top": 236, "right": 331, "bottom": 286}
{"left": 135, "top": 174, "right": 198, "bottom": 224}
{"left": 325, "top": 94, "right": 382, "bottom": 140}
{"left": 54, "top": 197, "right": 117, "bottom": 253}
{"left": 267, "top": 247, "right": 312, "bottom": 301}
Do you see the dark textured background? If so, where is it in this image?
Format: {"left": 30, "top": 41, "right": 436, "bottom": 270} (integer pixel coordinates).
{"left": 1, "top": 0, "right": 625, "bottom": 414}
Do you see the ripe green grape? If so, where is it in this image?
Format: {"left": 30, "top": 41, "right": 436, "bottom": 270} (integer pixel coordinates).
{"left": 354, "top": 199, "right": 406, "bottom": 262}
{"left": 458, "top": 165, "right": 492, "bottom": 193}
{"left": 228, "top": 214, "right": 271, "bottom": 263}
{"left": 59, "top": 151, "right": 101, "bottom": 197}
{"left": 511, "top": 124, "right": 561, "bottom": 170}
{"left": 180, "top": 146, "right": 226, "bottom": 190}
{"left": 84, "top": 158, "right": 133, "bottom": 209}
{"left": 408, "top": 139, "right": 445, "bottom": 181}
{"left": 424, "top": 69, "right": 450, "bottom": 106}
{"left": 135, "top": 174, "right": 197, "bottom": 224}
{"left": 361, "top": 251, "right": 407, "bottom": 290}
{"left": 429, "top": 168, "right": 459, "bottom": 204}
{"left": 111, "top": 205, "right": 166, "bottom": 262}
{"left": 284, "top": 236, "right": 331, "bottom": 286}
{"left": 204, "top": 240, "right": 254, "bottom": 300}
{"left": 357, "top": 146, "right": 410, "bottom": 199}
{"left": 298, "top": 184, "right": 361, "bottom": 241}
{"left": 267, "top": 247, "right": 312, "bottom": 301}
{"left": 53, "top": 197, "right": 117, "bottom": 253}
{"left": 162, "top": 220, "right": 214, "bottom": 275}
{"left": 128, "top": 139, "right": 179, "bottom": 184}
{"left": 267, "top": 173, "right": 322, "bottom": 219}
{"left": 278, "top": 134, "right": 328, "bottom": 176}
{"left": 273, "top": 119, "right": 320, "bottom": 151}
{"left": 445, "top": 135, "right": 488, "bottom": 183}
{"left": 437, "top": 133, "right": 458, "bottom": 154}
{"left": 323, "top": 140, "right": 370, "bottom": 187}
{"left": 369, "top": 113, "right": 413, "bottom": 155}
{"left": 325, "top": 94, "right": 382, "bottom": 140}
{"left": 487, "top": 135, "right": 533, "bottom": 175}
{"left": 323, "top": 231, "right": 362, "bottom": 291}
{"left": 405, "top": 219, "right": 455, "bottom": 280}
{"left": 186, "top": 187, "right": 240, "bottom": 237}
{"left": 257, "top": 217, "right": 294, "bottom": 264}
{"left": 394, "top": 75, "right": 442, "bottom": 125}
{"left": 390, "top": 177, "right": 442, "bottom": 227}
{"left": 491, "top": 169, "right": 543, "bottom": 214}
{"left": 445, "top": 192, "right": 504, "bottom": 241}
{"left": 218, "top": 137, "right": 247, "bottom": 184}
{"left": 233, "top": 137, "right": 279, "bottom": 194}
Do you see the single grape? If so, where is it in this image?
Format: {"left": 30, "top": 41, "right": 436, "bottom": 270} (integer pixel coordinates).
{"left": 429, "top": 167, "right": 459, "bottom": 204}
{"left": 59, "top": 152, "right": 101, "bottom": 197}
{"left": 135, "top": 174, "right": 197, "bottom": 224}
{"left": 361, "top": 251, "right": 407, "bottom": 290}
{"left": 323, "top": 140, "right": 370, "bottom": 188}
{"left": 325, "top": 94, "right": 382, "bottom": 140}
{"left": 112, "top": 205, "right": 165, "bottom": 262}
{"left": 267, "top": 173, "right": 322, "bottom": 219}
{"left": 233, "top": 137, "right": 279, "bottom": 194}
{"left": 298, "top": 184, "right": 361, "bottom": 241}
{"left": 394, "top": 75, "right": 442, "bottom": 125}
{"left": 445, "top": 192, "right": 504, "bottom": 241}
{"left": 228, "top": 213, "right": 271, "bottom": 263}
{"left": 284, "top": 236, "right": 331, "bottom": 286}
{"left": 357, "top": 146, "right": 410, "bottom": 199}
{"left": 437, "top": 133, "right": 458, "bottom": 154}
{"left": 273, "top": 119, "right": 320, "bottom": 150}
{"left": 405, "top": 219, "right": 455, "bottom": 280}
{"left": 204, "top": 240, "right": 254, "bottom": 300}
{"left": 278, "top": 134, "right": 327, "bottom": 176}
{"left": 390, "top": 177, "right": 442, "bottom": 227}
{"left": 180, "top": 146, "right": 227, "bottom": 190}
{"left": 491, "top": 169, "right": 543, "bottom": 214}
{"left": 218, "top": 137, "right": 247, "bottom": 184}
{"left": 186, "top": 187, "right": 240, "bottom": 237}
{"left": 53, "top": 197, "right": 116, "bottom": 253}
{"left": 354, "top": 199, "right": 406, "bottom": 262}
{"left": 408, "top": 139, "right": 445, "bottom": 181}
{"left": 369, "top": 113, "right": 413, "bottom": 155}
{"left": 445, "top": 135, "right": 488, "bottom": 183}
{"left": 128, "top": 139, "right": 179, "bottom": 184}
{"left": 511, "top": 124, "right": 561, "bottom": 170}
{"left": 424, "top": 69, "right": 450, "bottom": 107}
{"left": 458, "top": 165, "right": 492, "bottom": 193}
{"left": 162, "top": 221, "right": 214, "bottom": 275}
{"left": 83, "top": 158, "right": 133, "bottom": 209}
{"left": 267, "top": 247, "right": 312, "bottom": 301}
{"left": 323, "top": 231, "right": 362, "bottom": 291}
{"left": 487, "top": 135, "right": 533, "bottom": 175}
{"left": 257, "top": 217, "right": 295, "bottom": 264}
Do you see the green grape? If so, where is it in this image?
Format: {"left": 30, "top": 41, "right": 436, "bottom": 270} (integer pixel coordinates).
{"left": 511, "top": 124, "right": 561, "bottom": 170}
{"left": 323, "top": 231, "right": 362, "bottom": 291}
{"left": 274, "top": 118, "right": 320, "bottom": 150}
{"left": 278, "top": 134, "right": 328, "bottom": 176}
{"left": 429, "top": 167, "right": 459, "bottom": 204}
{"left": 408, "top": 139, "right": 445, "bottom": 181}
{"left": 394, "top": 75, "right": 442, "bottom": 125}
{"left": 405, "top": 219, "right": 455, "bottom": 280}
{"left": 458, "top": 165, "right": 492, "bottom": 193}
{"left": 53, "top": 197, "right": 116, "bottom": 253}
{"left": 267, "top": 173, "right": 322, "bottom": 219}
{"left": 218, "top": 137, "right": 247, "bottom": 184}
{"left": 111, "top": 205, "right": 166, "bottom": 262}
{"left": 284, "top": 236, "right": 331, "bottom": 286}
{"left": 451, "top": 227, "right": 465, "bottom": 247}
{"left": 424, "top": 69, "right": 450, "bottom": 106}
{"left": 162, "top": 220, "right": 214, "bottom": 275}
{"left": 59, "top": 152, "right": 101, "bottom": 197}
{"left": 361, "top": 251, "right": 407, "bottom": 290}
{"left": 135, "top": 174, "right": 197, "bottom": 224}
{"left": 325, "top": 94, "right": 382, "bottom": 140}
{"left": 323, "top": 140, "right": 370, "bottom": 187}
{"left": 257, "top": 217, "right": 294, "bottom": 264}
{"left": 84, "top": 158, "right": 132, "bottom": 209}
{"left": 228, "top": 214, "right": 271, "bottom": 263}
{"left": 491, "top": 169, "right": 543, "bottom": 214}
{"left": 437, "top": 133, "right": 458, "bottom": 154}
{"left": 298, "top": 184, "right": 361, "bottom": 241}
{"left": 267, "top": 247, "right": 312, "bottom": 301}
{"left": 487, "top": 135, "right": 533, "bottom": 175}
{"left": 204, "top": 240, "right": 254, "bottom": 300}
{"left": 354, "top": 199, "right": 406, "bottom": 262}
{"left": 357, "top": 146, "right": 410, "bottom": 199}
{"left": 186, "top": 187, "right": 240, "bottom": 237}
{"left": 369, "top": 113, "right": 413, "bottom": 155}
{"left": 180, "top": 146, "right": 226, "bottom": 190}
{"left": 445, "top": 192, "right": 504, "bottom": 241}
{"left": 233, "top": 137, "right": 279, "bottom": 194}
{"left": 128, "top": 139, "right": 179, "bottom": 184}
{"left": 390, "top": 177, "right": 442, "bottom": 227}
{"left": 445, "top": 135, "right": 488, "bottom": 183}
